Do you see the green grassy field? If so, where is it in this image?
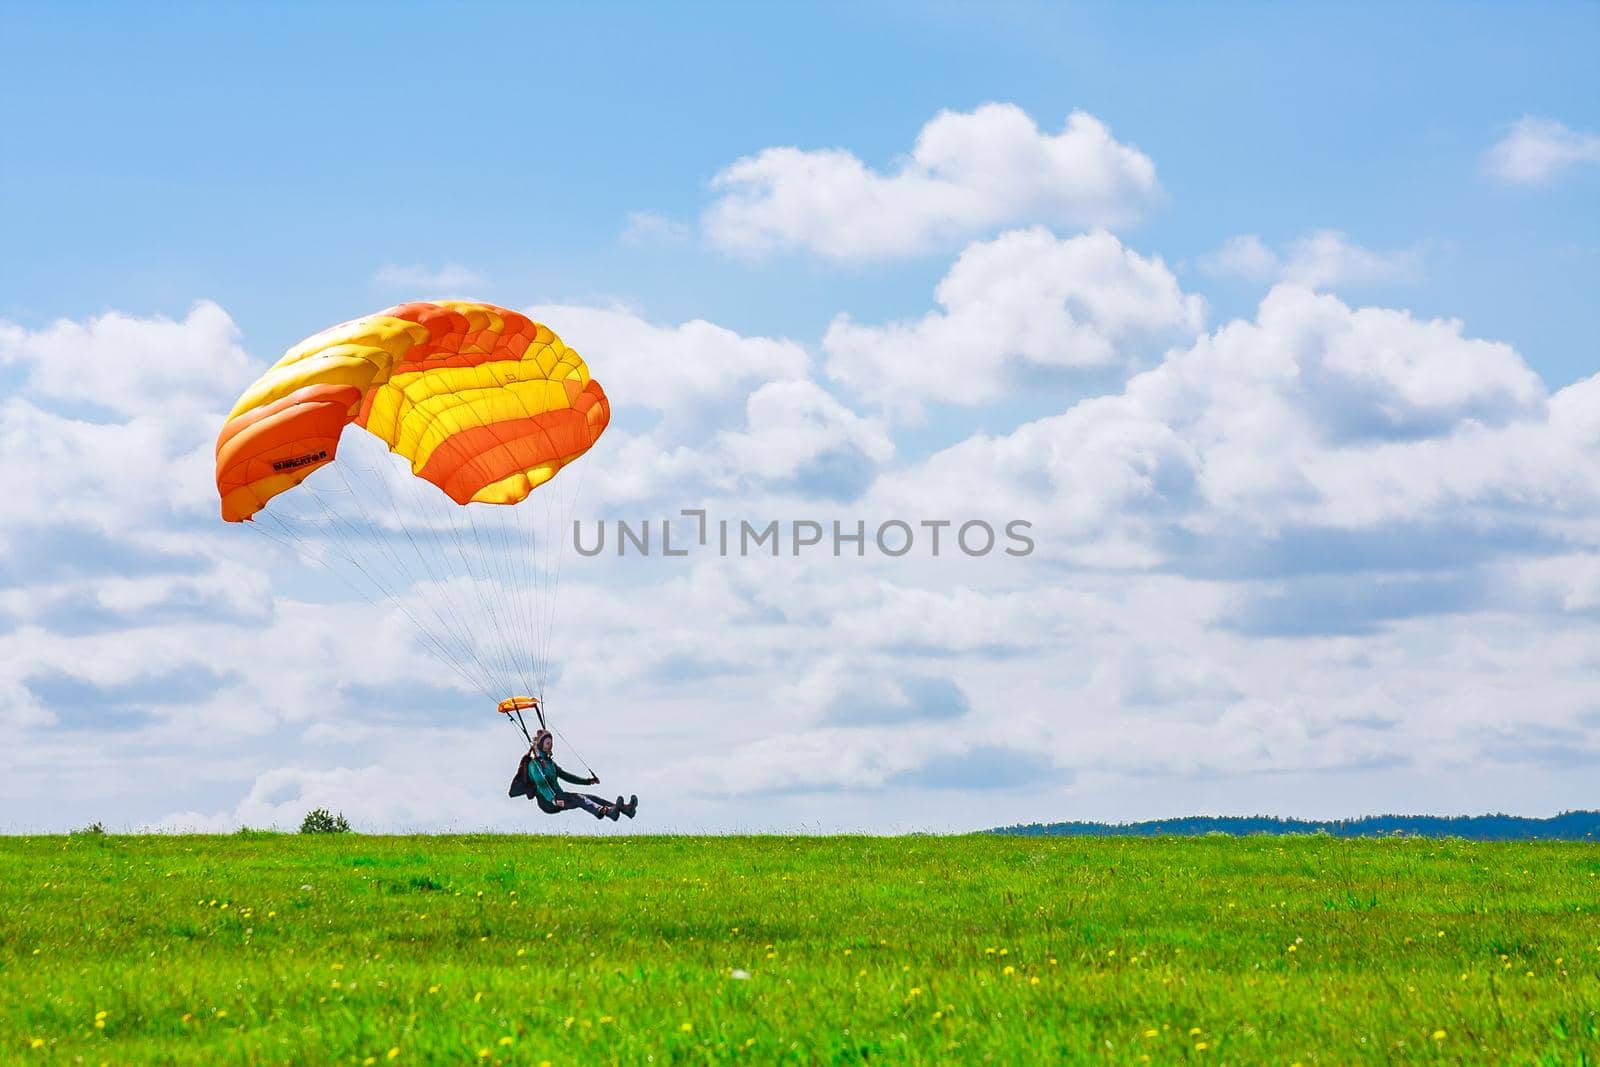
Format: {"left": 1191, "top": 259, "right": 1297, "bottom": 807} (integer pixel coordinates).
{"left": 2, "top": 834, "right": 1597, "bottom": 1064}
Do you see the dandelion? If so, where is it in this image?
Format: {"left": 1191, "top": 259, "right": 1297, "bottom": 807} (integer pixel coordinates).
{"left": 1143, "top": 1030, "right": 1159, "bottom": 1038}
{"left": 364, "top": 1058, "right": 376, "bottom": 1065}
{"left": 1287, "top": 945, "right": 1297, "bottom": 953}
{"left": 743, "top": 1038, "right": 756, "bottom": 1048}
{"left": 933, "top": 1011, "right": 944, "bottom": 1021}
{"left": 517, "top": 949, "right": 526, "bottom": 957}
{"left": 909, "top": 987, "right": 923, "bottom": 997}
{"left": 598, "top": 1016, "right": 614, "bottom": 1025}
{"left": 1196, "top": 1041, "right": 1210, "bottom": 1050}
{"left": 1188, "top": 1027, "right": 1202, "bottom": 1036}
{"left": 387, "top": 1050, "right": 400, "bottom": 1060}
{"left": 844, "top": 948, "right": 852, "bottom": 956}
{"left": 427, "top": 986, "right": 440, "bottom": 995}
{"left": 1029, "top": 976, "right": 1040, "bottom": 986}
{"left": 680, "top": 1022, "right": 693, "bottom": 1033}
{"left": 1003, "top": 966, "right": 1016, "bottom": 976}
{"left": 1432, "top": 1030, "right": 1446, "bottom": 1041}
{"left": 498, "top": 1036, "right": 513, "bottom": 1046}
{"left": 1049, "top": 958, "right": 1058, "bottom": 966}
{"left": 476, "top": 1049, "right": 489, "bottom": 1060}
{"left": 30, "top": 1037, "right": 46, "bottom": 1048}
{"left": 474, "top": 992, "right": 483, "bottom": 1003}
{"left": 216, "top": 1010, "right": 228, "bottom": 1019}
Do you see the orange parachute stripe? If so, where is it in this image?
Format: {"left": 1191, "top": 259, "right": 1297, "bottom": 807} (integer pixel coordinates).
{"left": 215, "top": 302, "right": 609, "bottom": 521}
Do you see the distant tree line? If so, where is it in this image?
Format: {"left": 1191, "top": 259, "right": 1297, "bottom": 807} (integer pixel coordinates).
{"left": 987, "top": 811, "right": 1600, "bottom": 841}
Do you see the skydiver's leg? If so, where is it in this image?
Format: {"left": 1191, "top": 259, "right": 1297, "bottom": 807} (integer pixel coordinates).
{"left": 556, "top": 792, "right": 614, "bottom": 819}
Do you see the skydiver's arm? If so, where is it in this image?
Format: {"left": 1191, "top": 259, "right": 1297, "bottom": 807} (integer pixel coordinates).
{"left": 553, "top": 763, "right": 590, "bottom": 786}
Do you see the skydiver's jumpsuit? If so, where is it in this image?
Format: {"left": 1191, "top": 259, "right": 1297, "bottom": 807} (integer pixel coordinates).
{"left": 527, "top": 755, "right": 612, "bottom": 818}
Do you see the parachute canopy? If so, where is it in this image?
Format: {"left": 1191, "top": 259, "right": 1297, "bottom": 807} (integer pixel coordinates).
{"left": 216, "top": 301, "right": 610, "bottom": 522}
{"left": 213, "top": 301, "right": 609, "bottom": 718}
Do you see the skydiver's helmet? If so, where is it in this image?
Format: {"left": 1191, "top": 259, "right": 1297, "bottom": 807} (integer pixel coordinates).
{"left": 533, "top": 729, "right": 554, "bottom": 756}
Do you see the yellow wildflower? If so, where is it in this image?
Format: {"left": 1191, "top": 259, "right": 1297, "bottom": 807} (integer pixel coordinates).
{"left": 680, "top": 1022, "right": 693, "bottom": 1033}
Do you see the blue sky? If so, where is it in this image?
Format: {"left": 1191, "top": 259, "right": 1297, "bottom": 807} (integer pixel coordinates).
{"left": 5, "top": 2, "right": 1596, "bottom": 380}
{"left": 2, "top": 1, "right": 1598, "bottom": 832}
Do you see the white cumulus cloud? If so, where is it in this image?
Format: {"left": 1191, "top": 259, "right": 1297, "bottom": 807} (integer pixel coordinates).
{"left": 1199, "top": 231, "right": 1422, "bottom": 290}
{"left": 1485, "top": 117, "right": 1600, "bottom": 186}
{"left": 824, "top": 228, "right": 1204, "bottom": 417}
{"left": 704, "top": 105, "right": 1162, "bottom": 261}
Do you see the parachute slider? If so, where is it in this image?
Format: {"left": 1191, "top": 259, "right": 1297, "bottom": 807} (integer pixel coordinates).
{"left": 497, "top": 695, "right": 541, "bottom": 715}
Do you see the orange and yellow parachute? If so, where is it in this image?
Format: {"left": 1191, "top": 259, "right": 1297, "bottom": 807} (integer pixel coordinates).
{"left": 216, "top": 301, "right": 609, "bottom": 522}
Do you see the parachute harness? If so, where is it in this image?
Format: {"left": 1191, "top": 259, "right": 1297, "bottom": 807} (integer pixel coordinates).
{"left": 500, "top": 696, "right": 595, "bottom": 779}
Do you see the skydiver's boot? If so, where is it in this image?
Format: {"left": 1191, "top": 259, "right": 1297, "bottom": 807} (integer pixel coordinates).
{"left": 620, "top": 795, "right": 638, "bottom": 819}
{"left": 606, "top": 798, "right": 621, "bottom": 822}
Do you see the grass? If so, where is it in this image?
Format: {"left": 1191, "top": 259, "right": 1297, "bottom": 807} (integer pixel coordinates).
{"left": 2, "top": 834, "right": 1597, "bottom": 1063}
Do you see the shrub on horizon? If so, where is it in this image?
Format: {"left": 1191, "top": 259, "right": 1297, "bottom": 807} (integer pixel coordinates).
{"left": 299, "top": 808, "right": 352, "bottom": 835}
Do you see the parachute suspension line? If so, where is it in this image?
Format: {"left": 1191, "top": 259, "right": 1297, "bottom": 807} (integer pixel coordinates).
{"left": 302, "top": 483, "right": 501, "bottom": 700}
{"left": 354, "top": 455, "right": 493, "bottom": 692}
{"left": 539, "top": 463, "right": 586, "bottom": 704}
{"left": 510, "top": 705, "right": 534, "bottom": 746}
{"left": 246, "top": 508, "right": 496, "bottom": 704}
{"left": 518, "top": 465, "right": 589, "bottom": 776}
{"left": 456, "top": 437, "right": 541, "bottom": 703}
{"left": 485, "top": 494, "right": 539, "bottom": 703}
{"left": 326, "top": 460, "right": 501, "bottom": 697}
{"left": 330, "top": 461, "right": 491, "bottom": 690}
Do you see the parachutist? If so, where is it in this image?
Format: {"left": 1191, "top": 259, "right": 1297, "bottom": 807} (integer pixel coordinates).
{"left": 511, "top": 729, "right": 638, "bottom": 821}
